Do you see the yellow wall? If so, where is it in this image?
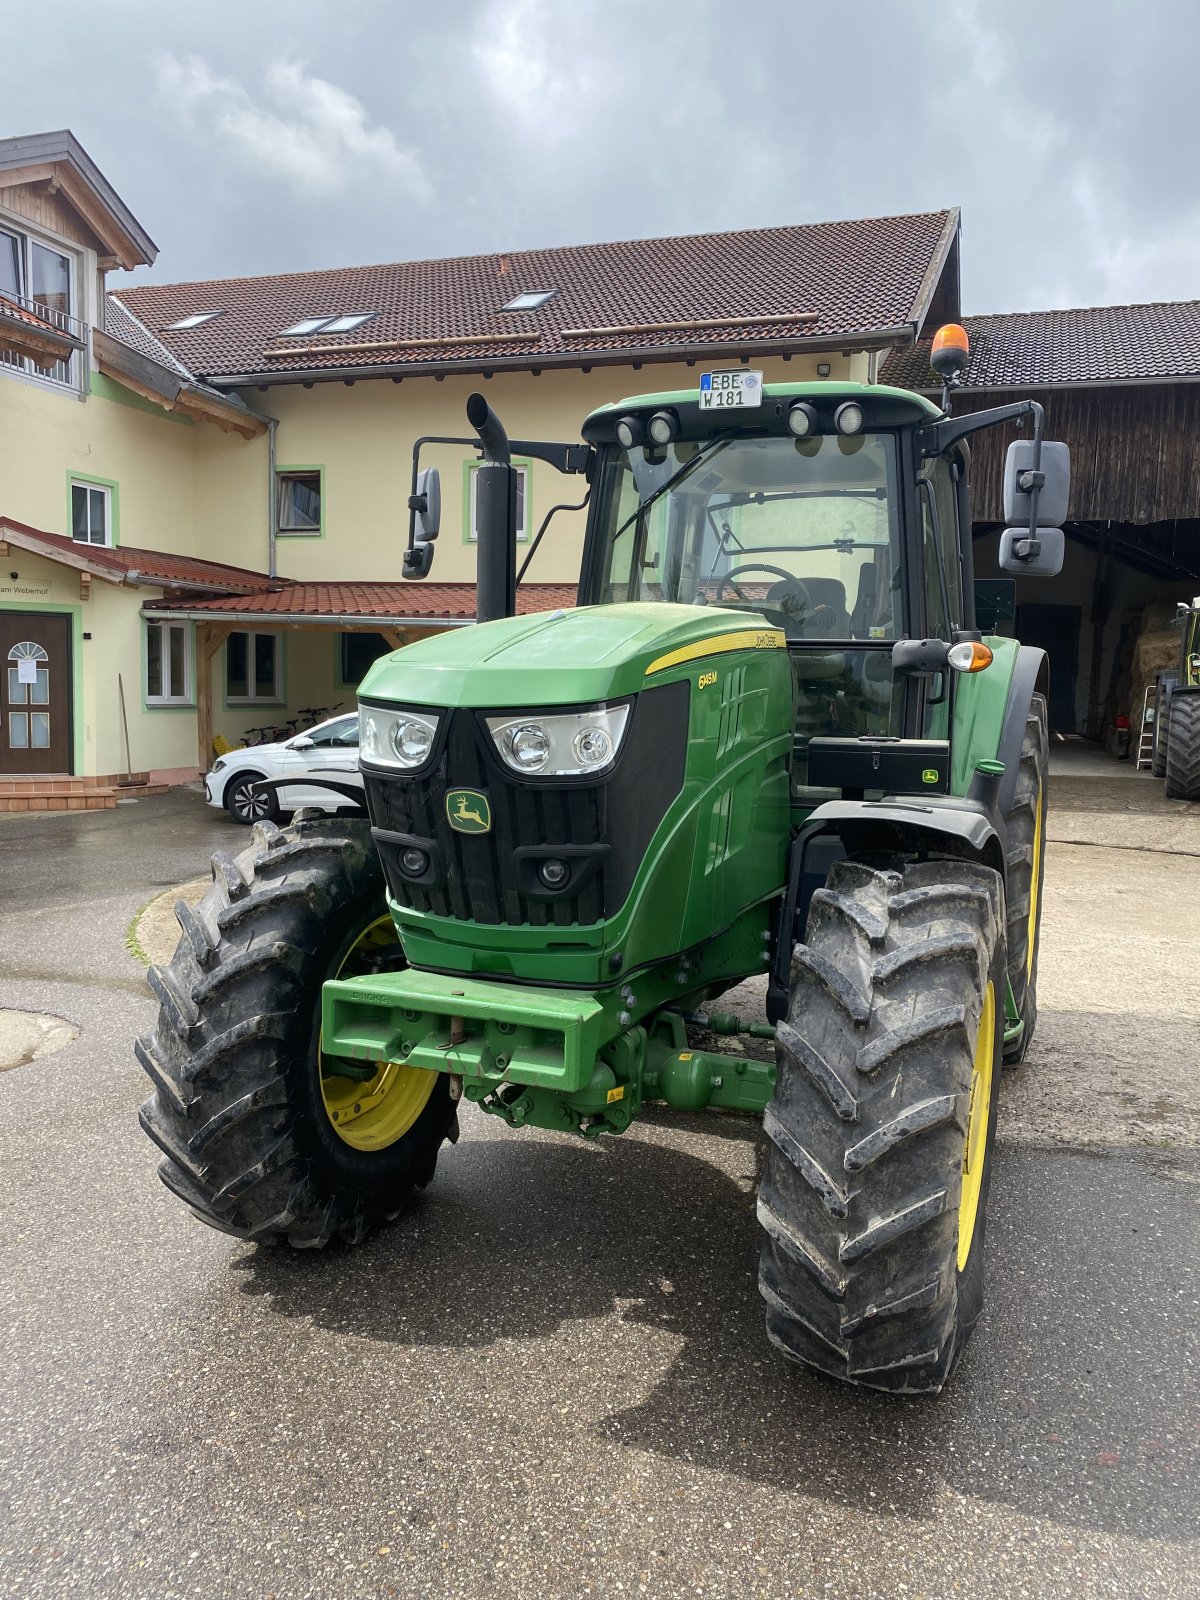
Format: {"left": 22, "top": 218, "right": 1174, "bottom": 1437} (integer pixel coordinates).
{"left": 0, "top": 550, "right": 200, "bottom": 779}
{"left": 255, "top": 352, "right": 869, "bottom": 587}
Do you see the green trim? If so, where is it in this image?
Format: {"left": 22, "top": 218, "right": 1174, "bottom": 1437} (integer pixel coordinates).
{"left": 66, "top": 470, "right": 120, "bottom": 549}
{"left": 141, "top": 616, "right": 197, "bottom": 711}
{"left": 222, "top": 627, "right": 287, "bottom": 709}
{"left": 462, "top": 456, "right": 532, "bottom": 544}
{"left": 0, "top": 600, "right": 84, "bottom": 773}
{"left": 89, "top": 372, "right": 193, "bottom": 427}
{"left": 276, "top": 464, "right": 325, "bottom": 540}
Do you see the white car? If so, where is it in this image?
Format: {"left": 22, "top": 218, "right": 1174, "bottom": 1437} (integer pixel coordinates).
{"left": 205, "top": 713, "right": 364, "bottom": 824}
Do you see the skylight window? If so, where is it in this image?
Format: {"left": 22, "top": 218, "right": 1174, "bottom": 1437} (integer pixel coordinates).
{"left": 279, "top": 313, "right": 377, "bottom": 336}
{"left": 166, "top": 311, "right": 222, "bottom": 330}
{"left": 501, "top": 290, "right": 557, "bottom": 311}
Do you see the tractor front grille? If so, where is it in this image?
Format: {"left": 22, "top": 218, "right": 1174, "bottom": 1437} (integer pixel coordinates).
{"left": 363, "top": 680, "right": 688, "bottom": 927}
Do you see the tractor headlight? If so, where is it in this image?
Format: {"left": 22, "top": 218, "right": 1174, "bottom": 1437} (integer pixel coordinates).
{"left": 486, "top": 704, "right": 631, "bottom": 778}
{"left": 359, "top": 704, "right": 441, "bottom": 770}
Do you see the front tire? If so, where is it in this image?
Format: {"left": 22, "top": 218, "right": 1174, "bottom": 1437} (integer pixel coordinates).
{"left": 1164, "top": 691, "right": 1200, "bottom": 800}
{"left": 136, "top": 817, "right": 456, "bottom": 1247}
{"left": 757, "top": 857, "right": 1006, "bottom": 1394}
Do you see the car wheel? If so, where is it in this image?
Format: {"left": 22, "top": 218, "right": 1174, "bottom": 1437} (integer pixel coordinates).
{"left": 224, "top": 773, "right": 279, "bottom": 825}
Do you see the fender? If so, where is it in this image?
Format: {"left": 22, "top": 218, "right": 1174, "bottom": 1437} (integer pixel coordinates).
{"left": 765, "top": 795, "right": 1005, "bottom": 1023}
{"left": 995, "top": 645, "right": 1049, "bottom": 814}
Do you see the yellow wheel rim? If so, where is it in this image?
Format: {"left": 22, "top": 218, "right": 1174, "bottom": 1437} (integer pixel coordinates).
{"left": 319, "top": 916, "right": 436, "bottom": 1152}
{"left": 957, "top": 980, "right": 995, "bottom": 1272}
{"left": 1026, "top": 781, "right": 1045, "bottom": 980}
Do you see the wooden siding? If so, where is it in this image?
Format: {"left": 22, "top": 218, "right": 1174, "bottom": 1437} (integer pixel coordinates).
{"left": 953, "top": 384, "right": 1200, "bottom": 525}
{"left": 0, "top": 181, "right": 102, "bottom": 253}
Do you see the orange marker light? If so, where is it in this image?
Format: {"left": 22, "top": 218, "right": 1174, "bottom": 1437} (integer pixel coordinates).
{"left": 947, "top": 640, "right": 994, "bottom": 673}
{"left": 930, "top": 323, "right": 971, "bottom": 378}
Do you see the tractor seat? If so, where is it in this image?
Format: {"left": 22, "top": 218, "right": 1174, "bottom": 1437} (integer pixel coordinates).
{"left": 767, "top": 576, "right": 850, "bottom": 639}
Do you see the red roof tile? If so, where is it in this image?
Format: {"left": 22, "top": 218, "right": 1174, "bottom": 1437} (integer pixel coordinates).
{"left": 148, "top": 581, "right": 577, "bottom": 620}
{"left": 881, "top": 301, "right": 1200, "bottom": 390}
{"left": 113, "top": 210, "right": 959, "bottom": 383}
{"left": 0, "top": 517, "right": 278, "bottom": 593}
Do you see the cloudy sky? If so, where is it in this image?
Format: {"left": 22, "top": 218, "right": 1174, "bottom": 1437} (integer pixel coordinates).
{"left": 7, "top": 0, "right": 1198, "bottom": 314}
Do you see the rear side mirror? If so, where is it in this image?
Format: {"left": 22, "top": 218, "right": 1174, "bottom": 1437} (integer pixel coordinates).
{"left": 410, "top": 467, "right": 441, "bottom": 543}
{"left": 1004, "top": 440, "right": 1070, "bottom": 526}
{"left": 999, "top": 526, "right": 1065, "bottom": 577}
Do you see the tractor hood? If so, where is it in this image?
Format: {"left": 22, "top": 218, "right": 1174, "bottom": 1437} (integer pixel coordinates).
{"left": 359, "top": 603, "right": 785, "bottom": 708}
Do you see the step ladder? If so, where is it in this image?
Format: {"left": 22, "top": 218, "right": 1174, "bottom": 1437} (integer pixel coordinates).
{"left": 1136, "top": 683, "right": 1158, "bottom": 770}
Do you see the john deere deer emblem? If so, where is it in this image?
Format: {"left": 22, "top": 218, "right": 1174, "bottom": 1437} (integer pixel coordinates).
{"left": 446, "top": 788, "right": 491, "bottom": 834}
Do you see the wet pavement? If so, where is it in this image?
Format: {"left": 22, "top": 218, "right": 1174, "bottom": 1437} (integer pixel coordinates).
{"left": 0, "top": 786, "right": 1197, "bottom": 1598}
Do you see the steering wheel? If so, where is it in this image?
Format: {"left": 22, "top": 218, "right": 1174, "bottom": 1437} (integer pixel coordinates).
{"left": 714, "top": 564, "right": 814, "bottom": 632}
{"left": 715, "top": 563, "right": 844, "bottom": 641}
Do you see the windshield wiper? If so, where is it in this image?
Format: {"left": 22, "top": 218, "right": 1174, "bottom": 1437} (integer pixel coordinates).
{"left": 608, "top": 435, "right": 733, "bottom": 544}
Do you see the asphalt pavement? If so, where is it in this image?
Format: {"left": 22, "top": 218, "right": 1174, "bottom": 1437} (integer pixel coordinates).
{"left": 0, "top": 783, "right": 1196, "bottom": 1599}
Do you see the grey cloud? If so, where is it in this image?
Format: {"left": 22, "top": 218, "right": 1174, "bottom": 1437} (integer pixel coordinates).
{"left": 4, "top": 0, "right": 1196, "bottom": 313}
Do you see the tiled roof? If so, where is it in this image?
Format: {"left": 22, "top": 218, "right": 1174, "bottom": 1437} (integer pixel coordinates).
{"left": 149, "top": 581, "right": 578, "bottom": 620}
{"left": 112, "top": 210, "right": 959, "bottom": 382}
{"left": 881, "top": 301, "right": 1200, "bottom": 391}
{"left": 0, "top": 517, "right": 278, "bottom": 593}
{"left": 104, "top": 295, "right": 194, "bottom": 378}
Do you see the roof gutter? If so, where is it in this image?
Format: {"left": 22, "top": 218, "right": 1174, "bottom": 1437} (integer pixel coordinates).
{"left": 205, "top": 324, "right": 918, "bottom": 390}
{"left": 138, "top": 607, "right": 474, "bottom": 627}
{"left": 907, "top": 372, "right": 1200, "bottom": 396}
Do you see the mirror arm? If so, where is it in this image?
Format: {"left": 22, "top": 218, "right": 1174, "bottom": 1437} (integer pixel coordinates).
{"left": 916, "top": 399, "right": 1044, "bottom": 459}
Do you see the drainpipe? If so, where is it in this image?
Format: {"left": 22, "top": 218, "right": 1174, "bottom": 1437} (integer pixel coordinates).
{"left": 267, "top": 417, "right": 279, "bottom": 579}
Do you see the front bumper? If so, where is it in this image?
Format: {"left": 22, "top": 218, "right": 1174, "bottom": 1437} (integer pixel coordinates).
{"left": 322, "top": 969, "right": 606, "bottom": 1093}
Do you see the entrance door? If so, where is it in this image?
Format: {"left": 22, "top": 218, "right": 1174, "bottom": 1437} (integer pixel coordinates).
{"left": 0, "top": 613, "right": 73, "bottom": 774}
{"left": 1015, "top": 602, "right": 1080, "bottom": 733}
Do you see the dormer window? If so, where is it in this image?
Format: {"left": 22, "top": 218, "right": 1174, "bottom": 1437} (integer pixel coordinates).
{"left": 501, "top": 290, "right": 556, "bottom": 311}
{"left": 165, "top": 312, "right": 222, "bottom": 329}
{"left": 279, "top": 313, "right": 377, "bottom": 337}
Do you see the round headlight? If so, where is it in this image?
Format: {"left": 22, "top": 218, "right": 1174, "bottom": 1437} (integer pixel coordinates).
{"left": 505, "top": 723, "right": 550, "bottom": 771}
{"left": 835, "top": 401, "right": 864, "bottom": 436}
{"left": 615, "top": 416, "right": 641, "bottom": 449}
{"left": 573, "top": 726, "right": 613, "bottom": 767}
{"left": 787, "top": 401, "right": 818, "bottom": 438}
{"left": 400, "top": 846, "right": 429, "bottom": 876}
{"left": 391, "top": 717, "right": 435, "bottom": 767}
{"left": 538, "top": 858, "right": 569, "bottom": 889}
{"left": 647, "top": 410, "right": 677, "bottom": 445}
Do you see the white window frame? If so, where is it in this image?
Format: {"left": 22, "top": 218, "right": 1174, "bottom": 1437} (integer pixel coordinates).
{"left": 468, "top": 460, "right": 531, "bottom": 543}
{"left": 0, "top": 219, "right": 79, "bottom": 391}
{"left": 70, "top": 479, "right": 112, "bottom": 547}
{"left": 225, "top": 629, "right": 282, "bottom": 705}
{"left": 145, "top": 620, "right": 194, "bottom": 707}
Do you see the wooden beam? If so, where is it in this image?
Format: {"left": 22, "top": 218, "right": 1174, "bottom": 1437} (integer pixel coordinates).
{"left": 376, "top": 628, "right": 407, "bottom": 651}
{"left": 196, "top": 623, "right": 235, "bottom": 769}
{"left": 79, "top": 573, "right": 91, "bottom": 602}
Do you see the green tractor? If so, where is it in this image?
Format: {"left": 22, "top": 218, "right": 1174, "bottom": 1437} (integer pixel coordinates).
{"left": 1154, "top": 597, "right": 1200, "bottom": 801}
{"left": 138, "top": 327, "right": 1070, "bottom": 1394}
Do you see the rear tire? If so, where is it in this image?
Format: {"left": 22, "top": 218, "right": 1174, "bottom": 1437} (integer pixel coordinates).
{"left": 136, "top": 817, "right": 456, "bottom": 1247}
{"left": 757, "top": 857, "right": 1006, "bottom": 1394}
{"left": 1001, "top": 693, "right": 1048, "bottom": 1064}
{"left": 1164, "top": 691, "right": 1200, "bottom": 801}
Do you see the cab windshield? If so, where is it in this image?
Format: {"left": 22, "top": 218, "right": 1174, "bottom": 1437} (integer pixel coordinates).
{"left": 595, "top": 431, "right": 903, "bottom": 642}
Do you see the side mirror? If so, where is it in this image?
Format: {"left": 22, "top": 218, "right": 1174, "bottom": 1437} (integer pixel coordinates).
{"left": 290, "top": 734, "right": 314, "bottom": 750}
{"left": 1004, "top": 440, "right": 1070, "bottom": 526}
{"left": 409, "top": 467, "right": 441, "bottom": 543}
{"left": 999, "top": 526, "right": 1065, "bottom": 577}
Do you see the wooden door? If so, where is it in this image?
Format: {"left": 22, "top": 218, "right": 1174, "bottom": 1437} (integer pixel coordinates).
{"left": 0, "top": 612, "right": 73, "bottom": 774}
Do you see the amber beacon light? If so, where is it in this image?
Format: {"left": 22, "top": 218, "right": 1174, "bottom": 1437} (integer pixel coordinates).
{"left": 930, "top": 322, "right": 971, "bottom": 380}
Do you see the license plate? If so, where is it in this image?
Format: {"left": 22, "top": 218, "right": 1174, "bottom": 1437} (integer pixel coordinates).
{"left": 699, "top": 369, "right": 764, "bottom": 409}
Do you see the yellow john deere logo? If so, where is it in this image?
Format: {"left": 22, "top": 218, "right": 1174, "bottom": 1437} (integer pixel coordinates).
{"left": 446, "top": 789, "right": 491, "bottom": 834}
